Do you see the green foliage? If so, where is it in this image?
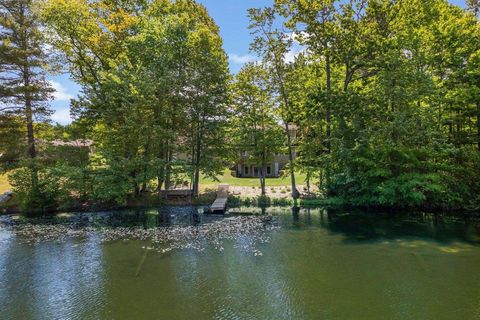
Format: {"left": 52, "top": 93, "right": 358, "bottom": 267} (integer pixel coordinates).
{"left": 231, "top": 63, "right": 284, "bottom": 195}
{"left": 228, "top": 195, "right": 294, "bottom": 208}
{"left": 3, "top": 0, "right": 480, "bottom": 213}
{"left": 270, "top": 0, "right": 480, "bottom": 210}
{"left": 271, "top": 197, "right": 293, "bottom": 206}
{"left": 257, "top": 195, "right": 271, "bottom": 207}
{"left": 8, "top": 166, "right": 66, "bottom": 214}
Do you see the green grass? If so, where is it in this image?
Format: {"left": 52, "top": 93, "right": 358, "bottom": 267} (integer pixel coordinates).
{"left": 0, "top": 174, "right": 11, "bottom": 193}
{"left": 0, "top": 169, "right": 306, "bottom": 196}
{"left": 199, "top": 169, "right": 307, "bottom": 189}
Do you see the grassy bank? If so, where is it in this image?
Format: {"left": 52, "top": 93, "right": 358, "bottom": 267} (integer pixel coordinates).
{"left": 199, "top": 169, "right": 307, "bottom": 190}
{"left": 0, "top": 175, "right": 11, "bottom": 193}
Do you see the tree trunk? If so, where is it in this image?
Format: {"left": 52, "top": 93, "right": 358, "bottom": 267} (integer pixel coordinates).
{"left": 285, "top": 123, "right": 300, "bottom": 200}
{"left": 141, "top": 139, "right": 150, "bottom": 193}
{"left": 260, "top": 176, "right": 266, "bottom": 196}
{"left": 306, "top": 171, "right": 310, "bottom": 194}
{"left": 325, "top": 54, "right": 332, "bottom": 154}
{"left": 477, "top": 101, "right": 480, "bottom": 151}
{"left": 134, "top": 179, "right": 140, "bottom": 197}
{"left": 157, "top": 148, "right": 165, "bottom": 198}
{"left": 141, "top": 173, "right": 148, "bottom": 193}
{"left": 272, "top": 56, "right": 299, "bottom": 200}
{"left": 260, "top": 163, "right": 266, "bottom": 196}
{"left": 24, "top": 64, "right": 38, "bottom": 190}
{"left": 192, "top": 123, "right": 202, "bottom": 197}
{"left": 157, "top": 176, "right": 164, "bottom": 195}
{"left": 164, "top": 148, "right": 172, "bottom": 199}
{"left": 193, "top": 166, "right": 200, "bottom": 197}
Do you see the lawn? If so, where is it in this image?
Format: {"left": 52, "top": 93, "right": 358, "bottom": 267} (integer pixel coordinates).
{"left": 199, "top": 169, "right": 307, "bottom": 189}
{"left": 0, "top": 170, "right": 306, "bottom": 194}
{"left": 0, "top": 174, "right": 11, "bottom": 193}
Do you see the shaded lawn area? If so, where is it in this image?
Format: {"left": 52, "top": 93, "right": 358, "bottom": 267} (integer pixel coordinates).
{"left": 0, "top": 170, "right": 307, "bottom": 196}
{"left": 199, "top": 169, "right": 307, "bottom": 189}
{"left": 0, "top": 174, "right": 11, "bottom": 193}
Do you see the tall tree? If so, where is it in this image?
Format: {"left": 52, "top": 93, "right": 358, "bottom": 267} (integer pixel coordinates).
{"left": 466, "top": 0, "right": 480, "bottom": 150}
{"left": 249, "top": 7, "right": 300, "bottom": 199}
{"left": 0, "top": 0, "right": 53, "bottom": 189}
{"left": 231, "top": 63, "right": 283, "bottom": 195}
{"left": 467, "top": 0, "right": 480, "bottom": 16}
{"left": 42, "top": 0, "right": 229, "bottom": 202}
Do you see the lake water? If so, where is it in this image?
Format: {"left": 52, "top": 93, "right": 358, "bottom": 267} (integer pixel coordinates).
{"left": 1, "top": 207, "right": 480, "bottom": 320}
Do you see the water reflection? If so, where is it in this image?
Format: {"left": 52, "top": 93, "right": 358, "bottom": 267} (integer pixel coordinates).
{"left": 1, "top": 207, "right": 480, "bottom": 319}
{"left": 67, "top": 206, "right": 480, "bottom": 246}
{"left": 227, "top": 207, "right": 480, "bottom": 246}
{"left": 78, "top": 206, "right": 221, "bottom": 229}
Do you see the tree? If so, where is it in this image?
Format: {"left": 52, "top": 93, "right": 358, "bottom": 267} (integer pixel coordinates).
{"left": 0, "top": 0, "right": 53, "bottom": 212}
{"left": 231, "top": 63, "right": 283, "bottom": 195}
{"left": 270, "top": 0, "right": 480, "bottom": 208}
{"left": 41, "top": 0, "right": 229, "bottom": 203}
{"left": 249, "top": 7, "right": 300, "bottom": 199}
{"left": 466, "top": 0, "right": 480, "bottom": 151}
{"left": 122, "top": 0, "right": 230, "bottom": 197}
{"left": 467, "top": 0, "right": 480, "bottom": 16}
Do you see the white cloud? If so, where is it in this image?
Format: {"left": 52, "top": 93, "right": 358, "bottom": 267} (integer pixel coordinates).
{"left": 284, "top": 47, "right": 305, "bottom": 63}
{"left": 289, "top": 31, "right": 309, "bottom": 44}
{"left": 49, "top": 80, "right": 74, "bottom": 102}
{"left": 229, "top": 53, "right": 257, "bottom": 65}
{"left": 51, "top": 108, "right": 73, "bottom": 125}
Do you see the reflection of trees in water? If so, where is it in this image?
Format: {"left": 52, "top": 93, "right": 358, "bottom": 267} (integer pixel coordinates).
{"left": 283, "top": 207, "right": 480, "bottom": 245}
{"left": 76, "top": 206, "right": 480, "bottom": 245}
{"left": 87, "top": 206, "right": 207, "bottom": 229}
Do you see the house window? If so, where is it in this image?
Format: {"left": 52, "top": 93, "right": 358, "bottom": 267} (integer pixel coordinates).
{"left": 244, "top": 166, "right": 249, "bottom": 175}
{"left": 267, "top": 166, "right": 271, "bottom": 175}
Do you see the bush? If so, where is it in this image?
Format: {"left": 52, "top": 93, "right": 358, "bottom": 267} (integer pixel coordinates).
{"left": 257, "top": 195, "right": 271, "bottom": 207}
{"left": 271, "top": 198, "right": 292, "bottom": 206}
{"left": 227, "top": 196, "right": 242, "bottom": 207}
{"left": 89, "top": 168, "right": 132, "bottom": 207}
{"left": 228, "top": 196, "right": 273, "bottom": 207}
{"left": 8, "top": 167, "right": 67, "bottom": 215}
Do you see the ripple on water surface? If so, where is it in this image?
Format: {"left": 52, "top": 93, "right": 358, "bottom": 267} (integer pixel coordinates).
{"left": 0, "top": 208, "right": 480, "bottom": 320}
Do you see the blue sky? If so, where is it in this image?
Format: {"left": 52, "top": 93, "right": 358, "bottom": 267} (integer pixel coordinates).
{"left": 49, "top": 0, "right": 467, "bottom": 125}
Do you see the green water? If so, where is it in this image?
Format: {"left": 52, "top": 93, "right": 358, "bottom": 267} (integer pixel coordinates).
{"left": 1, "top": 208, "right": 480, "bottom": 320}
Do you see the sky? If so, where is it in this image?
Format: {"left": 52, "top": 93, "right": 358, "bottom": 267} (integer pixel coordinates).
{"left": 48, "top": 0, "right": 467, "bottom": 125}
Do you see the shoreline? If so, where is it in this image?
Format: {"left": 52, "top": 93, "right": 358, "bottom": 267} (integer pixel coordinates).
{"left": 2, "top": 194, "right": 479, "bottom": 218}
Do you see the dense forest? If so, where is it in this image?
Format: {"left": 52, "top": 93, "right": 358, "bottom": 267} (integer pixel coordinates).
{"left": 1, "top": 0, "right": 479, "bottom": 214}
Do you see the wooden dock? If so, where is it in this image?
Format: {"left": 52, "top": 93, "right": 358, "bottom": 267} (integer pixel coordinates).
{"left": 209, "top": 184, "right": 229, "bottom": 214}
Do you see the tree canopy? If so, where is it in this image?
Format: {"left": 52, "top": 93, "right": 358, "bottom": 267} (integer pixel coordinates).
{"left": 1, "top": 0, "right": 479, "bottom": 213}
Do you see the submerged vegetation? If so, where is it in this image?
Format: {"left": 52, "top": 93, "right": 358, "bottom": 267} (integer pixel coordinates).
{"left": 1, "top": 0, "right": 479, "bottom": 214}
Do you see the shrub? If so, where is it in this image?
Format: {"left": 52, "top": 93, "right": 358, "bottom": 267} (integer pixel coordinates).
{"left": 257, "top": 195, "right": 271, "bottom": 207}
{"left": 227, "top": 196, "right": 242, "bottom": 207}
{"left": 8, "top": 167, "right": 67, "bottom": 215}
{"left": 271, "top": 198, "right": 292, "bottom": 206}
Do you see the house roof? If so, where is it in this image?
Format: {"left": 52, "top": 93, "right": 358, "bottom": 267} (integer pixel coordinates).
{"left": 49, "top": 139, "right": 94, "bottom": 147}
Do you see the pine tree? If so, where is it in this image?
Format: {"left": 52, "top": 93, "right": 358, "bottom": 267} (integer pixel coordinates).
{"left": 0, "top": 0, "right": 53, "bottom": 186}
{"left": 467, "top": 0, "right": 480, "bottom": 16}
